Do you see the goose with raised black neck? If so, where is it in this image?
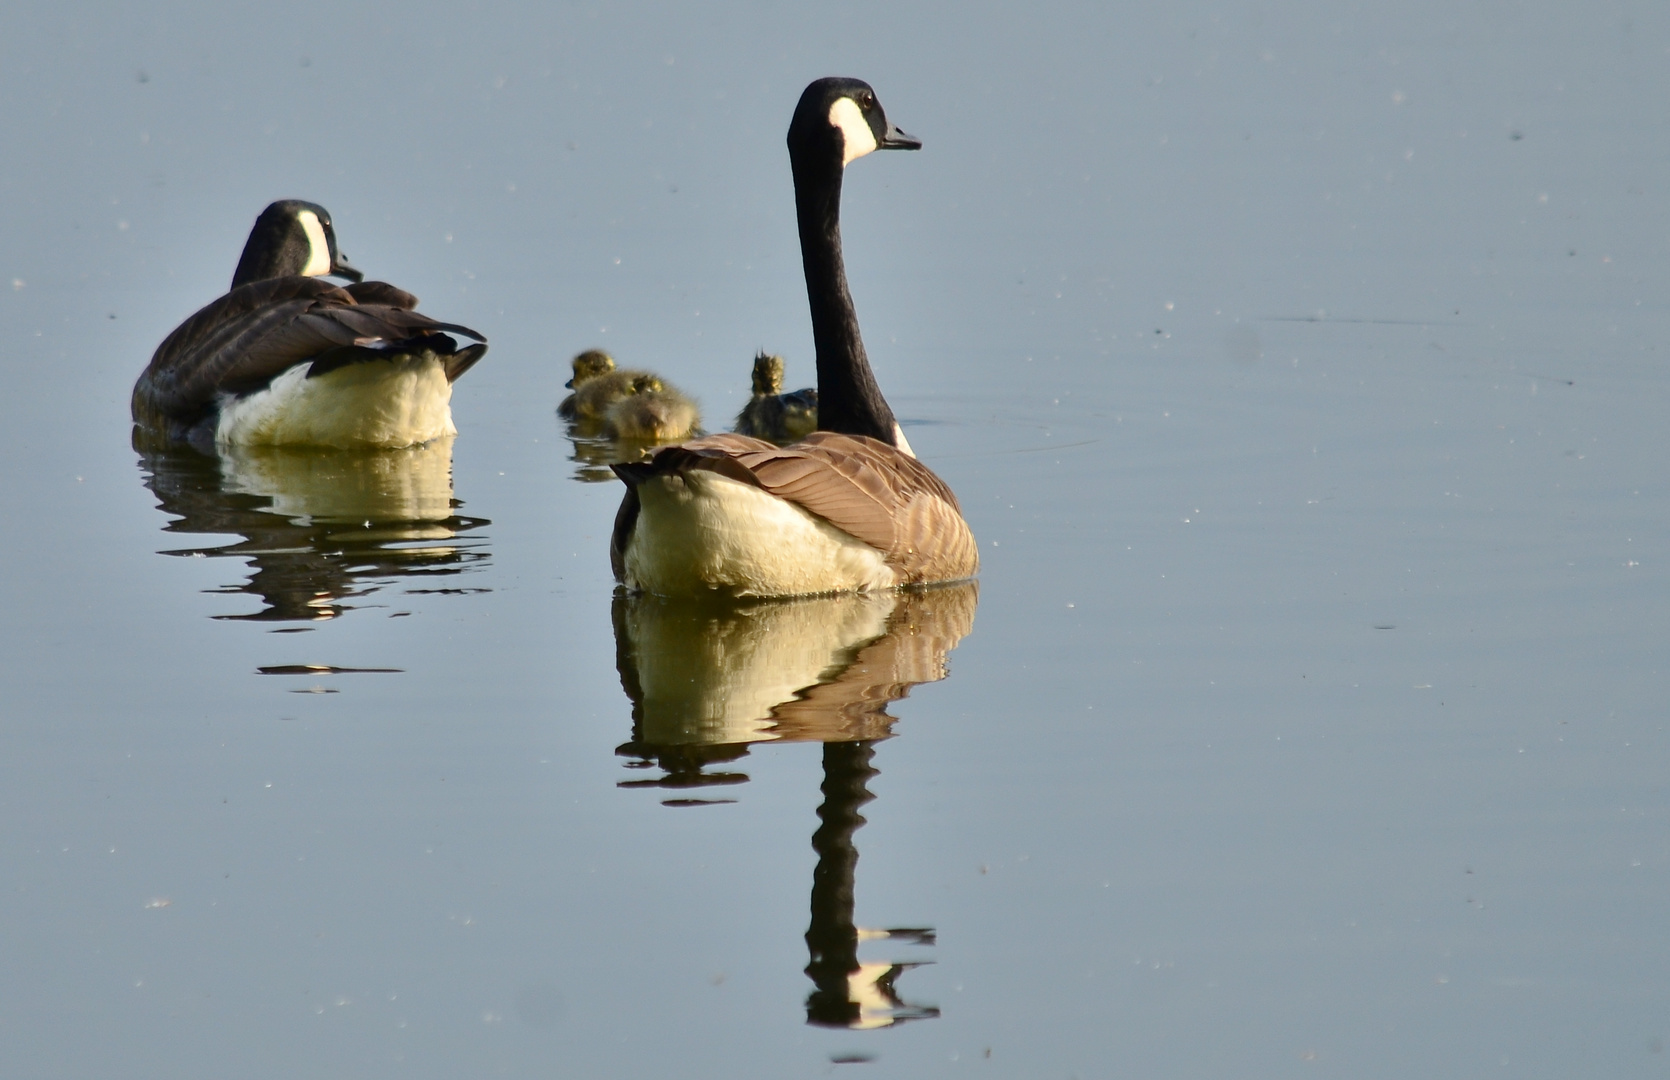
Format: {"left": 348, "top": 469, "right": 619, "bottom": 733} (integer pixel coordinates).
{"left": 610, "top": 78, "right": 978, "bottom": 597}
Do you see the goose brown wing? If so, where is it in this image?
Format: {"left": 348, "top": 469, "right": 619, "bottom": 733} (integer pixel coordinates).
{"left": 136, "top": 277, "right": 487, "bottom": 422}
{"left": 343, "top": 281, "right": 419, "bottom": 309}
{"left": 614, "top": 431, "right": 978, "bottom": 583}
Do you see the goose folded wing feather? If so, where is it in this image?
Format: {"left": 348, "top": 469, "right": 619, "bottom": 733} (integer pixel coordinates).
{"left": 662, "top": 431, "right": 964, "bottom": 563}
{"left": 343, "top": 280, "right": 419, "bottom": 309}
{"left": 148, "top": 295, "right": 334, "bottom": 411}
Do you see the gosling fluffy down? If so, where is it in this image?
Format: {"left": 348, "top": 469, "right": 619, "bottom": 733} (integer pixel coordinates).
{"left": 560, "top": 350, "right": 627, "bottom": 419}
{"left": 733, "top": 352, "right": 818, "bottom": 444}
{"left": 603, "top": 375, "right": 700, "bottom": 442}
{"left": 558, "top": 349, "right": 673, "bottom": 422}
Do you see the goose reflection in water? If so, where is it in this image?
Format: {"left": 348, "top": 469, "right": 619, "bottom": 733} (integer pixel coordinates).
{"left": 561, "top": 420, "right": 684, "bottom": 485}
{"left": 612, "top": 582, "right": 977, "bottom": 1029}
{"left": 562, "top": 424, "right": 636, "bottom": 484}
{"left": 136, "top": 436, "right": 489, "bottom": 622}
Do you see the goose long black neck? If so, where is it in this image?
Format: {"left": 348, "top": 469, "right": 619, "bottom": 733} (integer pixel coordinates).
{"left": 792, "top": 134, "right": 900, "bottom": 445}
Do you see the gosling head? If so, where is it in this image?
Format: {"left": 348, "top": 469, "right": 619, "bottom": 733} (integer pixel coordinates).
{"left": 566, "top": 349, "right": 616, "bottom": 389}
{"left": 780, "top": 388, "right": 819, "bottom": 441}
{"left": 751, "top": 352, "right": 786, "bottom": 395}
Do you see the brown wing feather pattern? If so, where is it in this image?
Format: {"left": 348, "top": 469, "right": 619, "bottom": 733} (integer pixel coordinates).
{"left": 343, "top": 281, "right": 419, "bottom": 309}
{"left": 612, "top": 431, "right": 978, "bottom": 585}
{"left": 133, "top": 276, "right": 487, "bottom": 436}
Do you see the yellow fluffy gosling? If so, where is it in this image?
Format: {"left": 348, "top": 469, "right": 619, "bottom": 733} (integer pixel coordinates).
{"left": 733, "top": 352, "right": 819, "bottom": 444}
{"left": 559, "top": 350, "right": 658, "bottom": 420}
{"left": 603, "top": 375, "right": 701, "bottom": 442}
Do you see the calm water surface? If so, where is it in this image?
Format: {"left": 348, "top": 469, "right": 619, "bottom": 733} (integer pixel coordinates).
{"left": 2, "top": 1, "right": 1667, "bottom": 1076}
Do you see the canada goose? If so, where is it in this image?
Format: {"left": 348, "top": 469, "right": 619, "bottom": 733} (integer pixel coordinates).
{"left": 132, "top": 200, "right": 487, "bottom": 451}
{"left": 733, "top": 352, "right": 819, "bottom": 444}
{"left": 610, "top": 78, "right": 977, "bottom": 596}
{"left": 602, "top": 375, "right": 701, "bottom": 442}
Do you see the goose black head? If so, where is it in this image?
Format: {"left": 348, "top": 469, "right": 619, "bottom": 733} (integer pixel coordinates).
{"left": 788, "top": 77, "right": 920, "bottom": 171}
{"left": 231, "top": 199, "right": 363, "bottom": 288}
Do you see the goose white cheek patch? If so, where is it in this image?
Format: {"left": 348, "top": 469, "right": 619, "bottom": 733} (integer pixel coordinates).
{"left": 296, "top": 210, "right": 332, "bottom": 277}
{"left": 828, "top": 97, "right": 878, "bottom": 165}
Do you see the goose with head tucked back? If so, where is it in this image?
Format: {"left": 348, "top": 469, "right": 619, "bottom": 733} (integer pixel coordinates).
{"left": 132, "top": 200, "right": 487, "bottom": 451}
{"left": 611, "top": 78, "right": 977, "bottom": 597}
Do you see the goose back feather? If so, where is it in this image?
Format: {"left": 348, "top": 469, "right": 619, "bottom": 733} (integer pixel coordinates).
{"left": 134, "top": 277, "right": 486, "bottom": 449}
{"left": 612, "top": 432, "right": 975, "bottom": 593}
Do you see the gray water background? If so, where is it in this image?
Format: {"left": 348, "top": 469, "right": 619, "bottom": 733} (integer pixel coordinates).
{"left": 2, "top": 1, "right": 1667, "bottom": 1075}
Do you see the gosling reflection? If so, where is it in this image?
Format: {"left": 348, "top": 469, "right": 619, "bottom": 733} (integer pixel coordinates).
{"left": 612, "top": 582, "right": 976, "bottom": 1028}
{"left": 560, "top": 420, "right": 691, "bottom": 485}
{"left": 137, "top": 437, "right": 489, "bottom": 621}
{"left": 562, "top": 423, "right": 635, "bottom": 484}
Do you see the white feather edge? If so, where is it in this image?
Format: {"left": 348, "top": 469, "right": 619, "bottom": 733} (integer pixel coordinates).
{"left": 215, "top": 356, "right": 456, "bottom": 449}
{"left": 891, "top": 422, "right": 915, "bottom": 458}
{"left": 623, "top": 470, "right": 897, "bottom": 596}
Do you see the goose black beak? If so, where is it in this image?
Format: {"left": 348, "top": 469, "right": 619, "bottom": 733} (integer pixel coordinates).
{"left": 879, "top": 121, "right": 921, "bottom": 151}
{"left": 330, "top": 252, "right": 365, "bottom": 283}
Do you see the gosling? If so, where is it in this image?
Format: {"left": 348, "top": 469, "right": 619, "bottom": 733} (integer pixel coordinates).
{"left": 603, "top": 375, "right": 701, "bottom": 442}
{"left": 732, "top": 352, "right": 819, "bottom": 444}
{"left": 559, "top": 350, "right": 653, "bottom": 420}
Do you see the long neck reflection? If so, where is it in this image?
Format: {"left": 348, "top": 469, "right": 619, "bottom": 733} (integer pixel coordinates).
{"left": 806, "top": 740, "right": 873, "bottom": 1026}
{"left": 612, "top": 583, "right": 976, "bottom": 1028}
{"left": 805, "top": 740, "right": 938, "bottom": 1029}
